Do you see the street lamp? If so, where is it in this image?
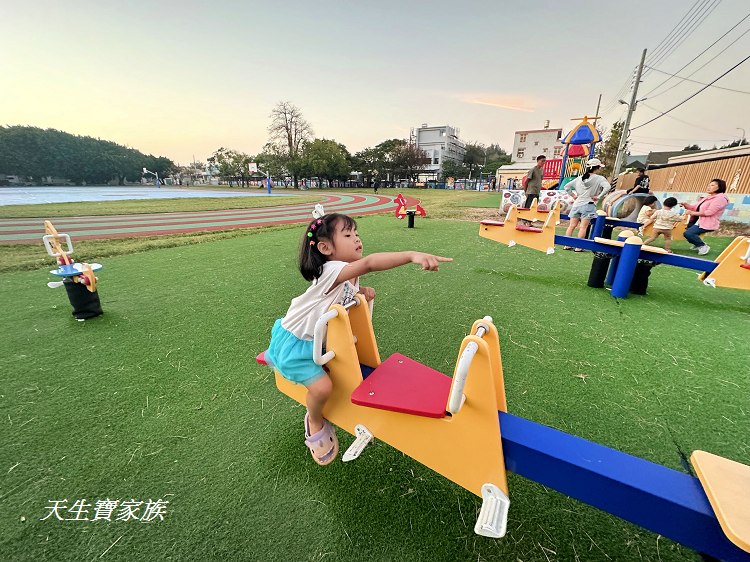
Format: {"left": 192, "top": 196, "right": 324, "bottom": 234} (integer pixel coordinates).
{"left": 142, "top": 167, "right": 160, "bottom": 188}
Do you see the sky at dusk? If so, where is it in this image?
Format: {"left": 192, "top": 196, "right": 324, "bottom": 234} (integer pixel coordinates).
{"left": 3, "top": 0, "right": 749, "bottom": 165}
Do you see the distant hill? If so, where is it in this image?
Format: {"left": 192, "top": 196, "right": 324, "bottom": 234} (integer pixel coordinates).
{"left": 0, "top": 126, "right": 175, "bottom": 185}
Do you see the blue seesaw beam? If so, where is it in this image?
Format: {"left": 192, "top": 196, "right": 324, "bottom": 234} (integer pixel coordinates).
{"left": 553, "top": 235, "right": 719, "bottom": 294}
{"left": 499, "top": 411, "right": 750, "bottom": 561}
{"left": 559, "top": 214, "right": 642, "bottom": 239}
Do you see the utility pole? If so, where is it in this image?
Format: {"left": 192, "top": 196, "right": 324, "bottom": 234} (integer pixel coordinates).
{"left": 612, "top": 48, "right": 647, "bottom": 183}
{"left": 594, "top": 93, "right": 602, "bottom": 119}
{"left": 590, "top": 94, "right": 603, "bottom": 158}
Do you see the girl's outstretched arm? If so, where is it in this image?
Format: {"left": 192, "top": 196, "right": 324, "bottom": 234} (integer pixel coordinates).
{"left": 335, "top": 252, "right": 452, "bottom": 285}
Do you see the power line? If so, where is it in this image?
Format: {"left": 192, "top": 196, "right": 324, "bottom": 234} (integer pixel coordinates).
{"left": 644, "top": 65, "right": 750, "bottom": 95}
{"left": 603, "top": 1, "right": 720, "bottom": 118}
{"left": 643, "top": 0, "right": 721, "bottom": 76}
{"left": 632, "top": 135, "right": 732, "bottom": 142}
{"left": 641, "top": 12, "right": 750, "bottom": 97}
{"left": 646, "top": 0, "right": 722, "bottom": 71}
{"left": 644, "top": 24, "right": 750, "bottom": 100}
{"left": 631, "top": 54, "right": 750, "bottom": 131}
{"left": 631, "top": 139, "right": 730, "bottom": 148}
{"left": 645, "top": 0, "right": 704, "bottom": 64}
{"left": 601, "top": 67, "right": 638, "bottom": 116}
{"left": 640, "top": 102, "right": 738, "bottom": 136}
{"left": 630, "top": 140, "right": 706, "bottom": 148}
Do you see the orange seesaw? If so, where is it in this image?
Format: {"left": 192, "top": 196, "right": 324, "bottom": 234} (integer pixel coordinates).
{"left": 257, "top": 297, "right": 750, "bottom": 557}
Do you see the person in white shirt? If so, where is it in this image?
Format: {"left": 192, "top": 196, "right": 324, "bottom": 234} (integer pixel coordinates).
{"left": 265, "top": 213, "right": 452, "bottom": 465}
{"left": 563, "top": 158, "right": 613, "bottom": 252}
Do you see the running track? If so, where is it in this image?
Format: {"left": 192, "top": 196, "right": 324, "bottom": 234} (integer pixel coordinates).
{"left": 0, "top": 194, "right": 411, "bottom": 244}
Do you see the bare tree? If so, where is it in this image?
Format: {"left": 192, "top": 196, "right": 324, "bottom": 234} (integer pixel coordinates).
{"left": 267, "top": 101, "right": 313, "bottom": 187}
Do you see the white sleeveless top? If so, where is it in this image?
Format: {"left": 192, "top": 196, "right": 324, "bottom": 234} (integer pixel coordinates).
{"left": 280, "top": 260, "right": 359, "bottom": 341}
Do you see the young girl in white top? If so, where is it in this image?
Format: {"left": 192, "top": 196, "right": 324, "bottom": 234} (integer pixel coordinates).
{"left": 266, "top": 213, "right": 452, "bottom": 465}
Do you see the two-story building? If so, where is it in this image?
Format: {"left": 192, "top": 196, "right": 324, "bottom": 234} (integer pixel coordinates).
{"left": 496, "top": 122, "right": 565, "bottom": 189}
{"left": 413, "top": 124, "right": 466, "bottom": 179}
{"left": 511, "top": 123, "right": 564, "bottom": 164}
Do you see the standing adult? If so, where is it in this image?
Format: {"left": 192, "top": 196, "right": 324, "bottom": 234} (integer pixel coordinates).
{"left": 680, "top": 178, "right": 729, "bottom": 256}
{"left": 523, "top": 155, "right": 546, "bottom": 208}
{"left": 627, "top": 168, "right": 650, "bottom": 195}
{"left": 563, "top": 158, "right": 613, "bottom": 251}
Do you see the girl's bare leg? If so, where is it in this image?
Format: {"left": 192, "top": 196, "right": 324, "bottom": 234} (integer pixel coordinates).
{"left": 305, "top": 374, "right": 332, "bottom": 435}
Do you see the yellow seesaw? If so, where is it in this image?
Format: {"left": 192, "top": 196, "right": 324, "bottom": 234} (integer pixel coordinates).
{"left": 480, "top": 201, "right": 559, "bottom": 254}
{"left": 516, "top": 197, "right": 561, "bottom": 225}
{"left": 259, "top": 296, "right": 511, "bottom": 538}
{"left": 701, "top": 235, "right": 750, "bottom": 290}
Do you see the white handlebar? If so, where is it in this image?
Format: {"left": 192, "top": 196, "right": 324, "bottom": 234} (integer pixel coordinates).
{"left": 313, "top": 310, "right": 339, "bottom": 365}
{"left": 447, "top": 316, "right": 493, "bottom": 415}
{"left": 312, "top": 297, "right": 366, "bottom": 366}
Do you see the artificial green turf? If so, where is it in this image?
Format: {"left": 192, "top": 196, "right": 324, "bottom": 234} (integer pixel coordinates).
{"left": 457, "top": 193, "right": 502, "bottom": 208}
{"left": 1, "top": 216, "right": 749, "bottom": 561}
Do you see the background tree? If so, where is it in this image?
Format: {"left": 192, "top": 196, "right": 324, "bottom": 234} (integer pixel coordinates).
{"left": 481, "top": 144, "right": 511, "bottom": 179}
{"left": 0, "top": 126, "right": 174, "bottom": 185}
{"left": 719, "top": 138, "right": 748, "bottom": 149}
{"left": 463, "top": 143, "right": 487, "bottom": 179}
{"left": 256, "top": 144, "right": 289, "bottom": 181}
{"left": 440, "top": 159, "right": 464, "bottom": 181}
{"left": 683, "top": 144, "right": 702, "bottom": 151}
{"left": 209, "top": 148, "right": 253, "bottom": 187}
{"left": 390, "top": 143, "right": 428, "bottom": 182}
{"left": 267, "top": 101, "right": 313, "bottom": 187}
{"left": 595, "top": 121, "right": 625, "bottom": 180}
{"left": 299, "top": 139, "right": 351, "bottom": 187}
{"left": 371, "top": 139, "right": 407, "bottom": 184}
{"left": 352, "top": 147, "right": 381, "bottom": 187}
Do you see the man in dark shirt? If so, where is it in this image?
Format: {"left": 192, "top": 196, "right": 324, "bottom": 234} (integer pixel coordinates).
{"left": 523, "top": 155, "right": 546, "bottom": 208}
{"left": 627, "top": 168, "right": 650, "bottom": 195}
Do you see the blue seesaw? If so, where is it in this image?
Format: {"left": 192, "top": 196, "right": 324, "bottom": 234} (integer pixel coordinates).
{"left": 481, "top": 204, "right": 750, "bottom": 298}
{"left": 259, "top": 301, "right": 750, "bottom": 559}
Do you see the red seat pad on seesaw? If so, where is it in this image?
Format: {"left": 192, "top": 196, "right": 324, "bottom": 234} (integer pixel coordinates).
{"left": 515, "top": 225, "right": 543, "bottom": 232}
{"left": 480, "top": 220, "right": 504, "bottom": 226}
{"left": 351, "top": 353, "right": 452, "bottom": 418}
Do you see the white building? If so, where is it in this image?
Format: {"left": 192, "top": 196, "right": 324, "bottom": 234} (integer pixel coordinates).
{"left": 413, "top": 124, "right": 466, "bottom": 178}
{"left": 512, "top": 122, "right": 564, "bottom": 163}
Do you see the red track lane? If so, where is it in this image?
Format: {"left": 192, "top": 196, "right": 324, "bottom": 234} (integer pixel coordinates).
{"left": 0, "top": 194, "right": 419, "bottom": 244}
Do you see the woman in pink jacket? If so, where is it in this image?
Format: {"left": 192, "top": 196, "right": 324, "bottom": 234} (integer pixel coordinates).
{"left": 680, "top": 178, "right": 729, "bottom": 256}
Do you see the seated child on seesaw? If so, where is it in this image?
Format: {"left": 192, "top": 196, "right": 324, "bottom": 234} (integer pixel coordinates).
{"left": 641, "top": 197, "right": 683, "bottom": 252}
{"left": 265, "top": 213, "right": 451, "bottom": 465}
{"left": 636, "top": 195, "right": 658, "bottom": 236}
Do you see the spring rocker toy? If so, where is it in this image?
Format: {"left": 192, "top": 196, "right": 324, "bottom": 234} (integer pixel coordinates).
{"left": 257, "top": 297, "right": 750, "bottom": 559}
{"left": 43, "top": 220, "right": 103, "bottom": 320}
{"left": 394, "top": 193, "right": 426, "bottom": 228}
